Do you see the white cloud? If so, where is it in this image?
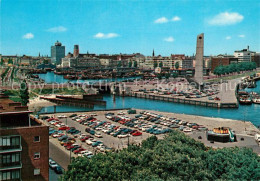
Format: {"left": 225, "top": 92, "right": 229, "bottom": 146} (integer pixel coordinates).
{"left": 22, "top": 33, "right": 34, "bottom": 39}
{"left": 208, "top": 12, "right": 244, "bottom": 26}
{"left": 172, "top": 16, "right": 181, "bottom": 21}
{"left": 164, "top": 36, "right": 174, "bottom": 42}
{"left": 47, "top": 26, "right": 67, "bottom": 32}
{"left": 154, "top": 17, "right": 168, "bottom": 23}
{"left": 94, "top": 33, "right": 119, "bottom": 39}
{"left": 238, "top": 34, "right": 245, "bottom": 38}
{"left": 226, "top": 36, "right": 231, "bottom": 40}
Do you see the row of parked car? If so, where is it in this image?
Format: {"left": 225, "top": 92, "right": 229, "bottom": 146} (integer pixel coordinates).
{"left": 70, "top": 113, "right": 143, "bottom": 139}
{"left": 138, "top": 111, "right": 208, "bottom": 132}
{"left": 106, "top": 113, "right": 172, "bottom": 135}
{"left": 49, "top": 158, "right": 63, "bottom": 174}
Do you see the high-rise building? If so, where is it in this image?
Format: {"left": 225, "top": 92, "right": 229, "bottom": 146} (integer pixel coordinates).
{"left": 73, "top": 45, "right": 79, "bottom": 57}
{"left": 194, "top": 33, "right": 204, "bottom": 85}
{"left": 0, "top": 93, "right": 49, "bottom": 181}
{"left": 51, "top": 41, "right": 65, "bottom": 65}
{"left": 234, "top": 46, "right": 255, "bottom": 62}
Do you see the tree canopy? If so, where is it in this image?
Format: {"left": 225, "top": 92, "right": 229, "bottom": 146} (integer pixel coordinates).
{"left": 20, "top": 80, "right": 29, "bottom": 106}
{"left": 60, "top": 130, "right": 260, "bottom": 181}
{"left": 214, "top": 62, "right": 256, "bottom": 76}
{"left": 175, "top": 62, "right": 180, "bottom": 70}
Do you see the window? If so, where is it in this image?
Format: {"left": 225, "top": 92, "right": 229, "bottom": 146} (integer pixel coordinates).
{"left": 34, "top": 169, "right": 40, "bottom": 175}
{"left": 34, "top": 152, "right": 40, "bottom": 159}
{"left": 34, "top": 136, "right": 40, "bottom": 142}
{"left": 0, "top": 169, "right": 20, "bottom": 181}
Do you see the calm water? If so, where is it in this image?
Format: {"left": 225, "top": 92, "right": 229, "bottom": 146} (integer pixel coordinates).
{"left": 39, "top": 73, "right": 260, "bottom": 127}
{"left": 37, "top": 71, "right": 140, "bottom": 84}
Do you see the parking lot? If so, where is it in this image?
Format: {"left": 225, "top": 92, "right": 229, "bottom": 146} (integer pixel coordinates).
{"left": 42, "top": 108, "right": 260, "bottom": 171}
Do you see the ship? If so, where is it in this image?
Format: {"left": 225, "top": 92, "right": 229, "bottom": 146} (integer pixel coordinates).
{"left": 239, "top": 95, "right": 252, "bottom": 105}
{"left": 251, "top": 92, "right": 260, "bottom": 104}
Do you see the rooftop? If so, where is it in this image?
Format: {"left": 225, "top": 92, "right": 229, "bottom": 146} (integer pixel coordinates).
{"left": 0, "top": 93, "right": 29, "bottom": 113}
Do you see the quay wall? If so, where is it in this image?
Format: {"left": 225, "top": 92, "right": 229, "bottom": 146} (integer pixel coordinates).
{"left": 127, "top": 92, "right": 238, "bottom": 108}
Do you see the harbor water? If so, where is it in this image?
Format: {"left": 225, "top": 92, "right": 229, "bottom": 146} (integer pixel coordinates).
{"left": 38, "top": 72, "right": 260, "bottom": 127}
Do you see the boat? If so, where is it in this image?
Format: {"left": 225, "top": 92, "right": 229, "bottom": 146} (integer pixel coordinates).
{"left": 251, "top": 93, "right": 260, "bottom": 104}
{"left": 207, "top": 127, "right": 236, "bottom": 143}
{"left": 239, "top": 95, "right": 252, "bottom": 105}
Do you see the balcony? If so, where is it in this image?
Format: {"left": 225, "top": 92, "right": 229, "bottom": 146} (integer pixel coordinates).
{"left": 0, "top": 162, "right": 22, "bottom": 171}
{"left": 0, "top": 161, "right": 22, "bottom": 171}
{"left": 0, "top": 146, "right": 22, "bottom": 154}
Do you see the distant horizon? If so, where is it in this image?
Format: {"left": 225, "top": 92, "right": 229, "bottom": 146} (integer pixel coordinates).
{"left": 1, "top": 0, "right": 259, "bottom": 56}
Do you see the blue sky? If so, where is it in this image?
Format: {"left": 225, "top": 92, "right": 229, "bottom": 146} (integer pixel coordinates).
{"left": 1, "top": 0, "right": 259, "bottom": 56}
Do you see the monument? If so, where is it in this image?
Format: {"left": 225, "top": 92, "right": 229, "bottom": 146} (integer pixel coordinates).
{"left": 194, "top": 33, "right": 204, "bottom": 85}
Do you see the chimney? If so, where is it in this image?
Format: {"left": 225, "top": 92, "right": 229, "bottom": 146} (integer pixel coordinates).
{"left": 73, "top": 45, "right": 79, "bottom": 57}
{"left": 247, "top": 46, "right": 249, "bottom": 51}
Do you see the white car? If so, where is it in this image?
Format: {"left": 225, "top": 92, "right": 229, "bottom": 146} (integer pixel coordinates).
{"left": 58, "top": 115, "right": 67, "bottom": 118}
{"left": 183, "top": 128, "right": 192, "bottom": 132}
{"left": 86, "top": 139, "right": 96, "bottom": 145}
{"left": 95, "top": 132, "right": 103, "bottom": 138}
{"left": 96, "top": 144, "right": 104, "bottom": 150}
{"left": 117, "top": 134, "right": 129, "bottom": 138}
{"left": 49, "top": 161, "right": 58, "bottom": 169}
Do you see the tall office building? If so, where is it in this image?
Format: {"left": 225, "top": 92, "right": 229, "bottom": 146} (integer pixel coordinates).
{"left": 0, "top": 93, "right": 49, "bottom": 181}
{"left": 51, "top": 41, "right": 65, "bottom": 65}
{"left": 73, "top": 45, "right": 79, "bottom": 57}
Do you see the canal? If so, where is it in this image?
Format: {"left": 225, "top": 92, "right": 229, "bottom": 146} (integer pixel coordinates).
{"left": 38, "top": 72, "right": 260, "bottom": 127}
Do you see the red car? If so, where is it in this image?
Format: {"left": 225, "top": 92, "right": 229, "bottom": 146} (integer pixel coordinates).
{"left": 64, "top": 142, "right": 73, "bottom": 147}
{"left": 66, "top": 145, "right": 75, "bottom": 150}
{"left": 132, "top": 131, "right": 142, "bottom": 136}
{"left": 59, "top": 126, "right": 69, "bottom": 130}
{"left": 47, "top": 118, "right": 59, "bottom": 122}
{"left": 74, "top": 148, "right": 85, "bottom": 154}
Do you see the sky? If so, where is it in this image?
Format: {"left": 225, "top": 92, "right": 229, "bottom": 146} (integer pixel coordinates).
{"left": 1, "top": 0, "right": 260, "bottom": 56}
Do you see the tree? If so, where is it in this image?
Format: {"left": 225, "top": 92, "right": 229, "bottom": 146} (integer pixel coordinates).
{"left": 165, "top": 73, "right": 170, "bottom": 80}
{"left": 20, "top": 80, "right": 29, "bottom": 106}
{"left": 117, "top": 61, "right": 122, "bottom": 68}
{"left": 43, "top": 59, "right": 49, "bottom": 64}
{"left": 172, "top": 72, "right": 178, "bottom": 78}
{"left": 128, "top": 61, "right": 132, "bottom": 68}
{"left": 175, "top": 62, "right": 179, "bottom": 70}
{"left": 0, "top": 58, "right": 4, "bottom": 66}
{"left": 61, "top": 130, "right": 260, "bottom": 181}
{"left": 153, "top": 61, "right": 158, "bottom": 68}
{"left": 133, "top": 61, "right": 137, "bottom": 68}
{"left": 159, "top": 62, "right": 163, "bottom": 68}
{"left": 8, "top": 58, "right": 13, "bottom": 64}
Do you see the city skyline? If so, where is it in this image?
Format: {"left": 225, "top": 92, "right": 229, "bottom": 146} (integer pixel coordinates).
{"left": 1, "top": 0, "right": 260, "bottom": 56}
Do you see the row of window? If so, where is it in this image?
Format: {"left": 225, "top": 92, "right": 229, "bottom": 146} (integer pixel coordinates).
{"left": 0, "top": 136, "right": 41, "bottom": 147}
{"left": 0, "top": 136, "right": 20, "bottom": 147}
{"left": 0, "top": 152, "right": 20, "bottom": 165}
{"left": 0, "top": 169, "right": 20, "bottom": 181}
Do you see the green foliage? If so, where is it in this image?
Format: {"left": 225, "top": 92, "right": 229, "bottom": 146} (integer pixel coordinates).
{"left": 154, "top": 61, "right": 158, "bottom": 68}
{"left": 0, "top": 58, "right": 4, "bottom": 66}
{"left": 128, "top": 61, "right": 132, "bottom": 67}
{"left": 133, "top": 61, "right": 137, "bottom": 68}
{"left": 157, "top": 73, "right": 162, "bottom": 80}
{"left": 175, "top": 62, "right": 180, "bottom": 70}
{"left": 60, "top": 130, "right": 260, "bottom": 181}
{"left": 43, "top": 59, "right": 49, "bottom": 64}
{"left": 214, "top": 62, "right": 256, "bottom": 76}
{"left": 172, "top": 72, "right": 178, "bottom": 78}
{"left": 8, "top": 58, "right": 13, "bottom": 64}
{"left": 165, "top": 73, "right": 170, "bottom": 79}
{"left": 159, "top": 61, "right": 163, "bottom": 68}
{"left": 1, "top": 67, "right": 10, "bottom": 85}
{"left": 117, "top": 61, "right": 122, "bottom": 67}
{"left": 19, "top": 80, "right": 29, "bottom": 106}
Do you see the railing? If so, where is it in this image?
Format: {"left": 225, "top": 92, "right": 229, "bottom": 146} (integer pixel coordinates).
{"left": 0, "top": 162, "right": 21, "bottom": 169}
{"left": 0, "top": 145, "right": 22, "bottom": 153}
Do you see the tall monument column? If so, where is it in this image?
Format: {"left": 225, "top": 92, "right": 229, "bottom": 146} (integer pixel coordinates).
{"left": 194, "top": 33, "right": 204, "bottom": 85}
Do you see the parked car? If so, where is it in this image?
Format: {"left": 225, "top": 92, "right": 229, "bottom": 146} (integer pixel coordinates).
{"left": 92, "top": 141, "right": 103, "bottom": 147}
{"left": 49, "top": 161, "right": 58, "bottom": 169}
{"left": 54, "top": 165, "right": 64, "bottom": 174}
{"left": 94, "top": 132, "right": 102, "bottom": 138}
